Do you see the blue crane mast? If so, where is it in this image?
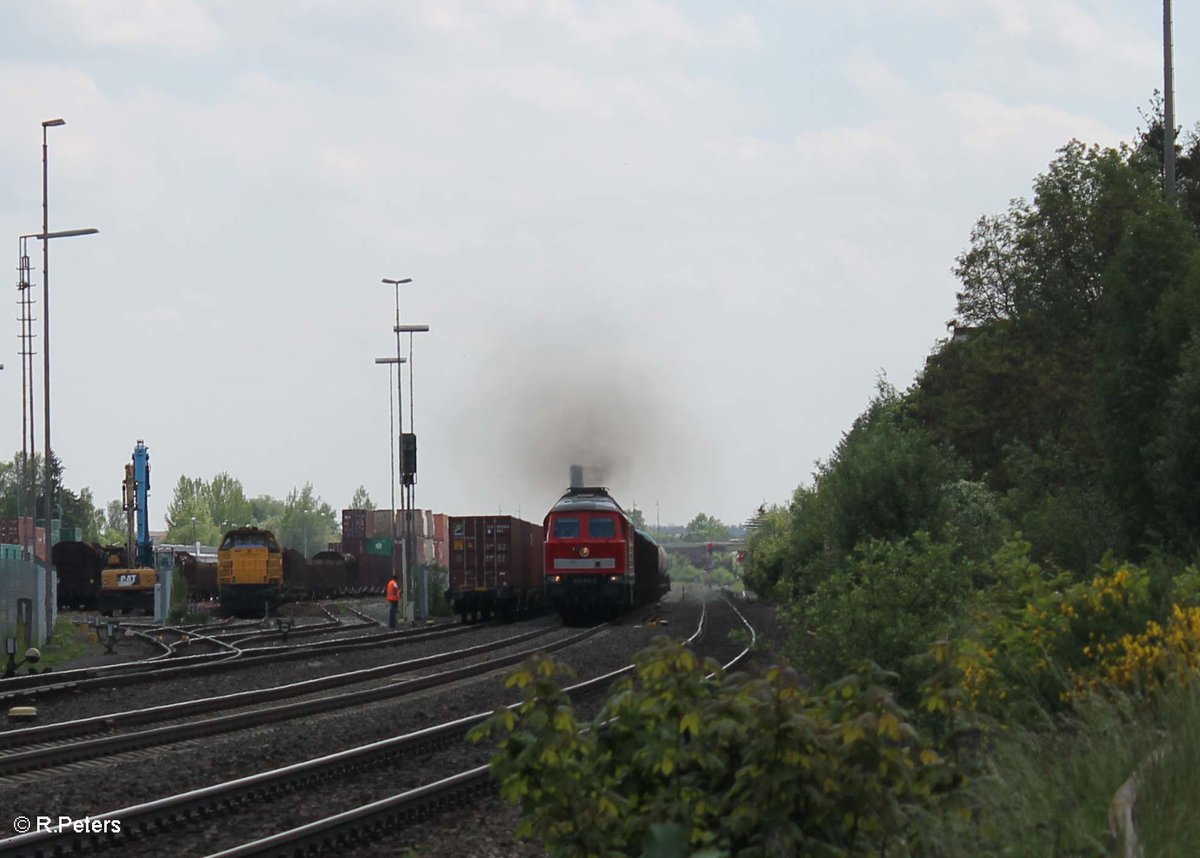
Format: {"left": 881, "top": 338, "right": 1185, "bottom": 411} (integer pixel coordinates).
{"left": 132, "top": 440, "right": 152, "bottom": 567}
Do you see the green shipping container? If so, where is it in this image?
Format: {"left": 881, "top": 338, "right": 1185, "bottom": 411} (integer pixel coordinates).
{"left": 366, "top": 537, "right": 393, "bottom": 557}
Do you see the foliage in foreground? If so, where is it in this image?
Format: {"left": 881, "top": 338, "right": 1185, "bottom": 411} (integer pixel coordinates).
{"left": 471, "top": 638, "right": 955, "bottom": 857}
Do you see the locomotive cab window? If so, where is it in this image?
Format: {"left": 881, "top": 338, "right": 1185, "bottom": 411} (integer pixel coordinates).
{"left": 552, "top": 517, "right": 580, "bottom": 538}
{"left": 587, "top": 516, "right": 616, "bottom": 538}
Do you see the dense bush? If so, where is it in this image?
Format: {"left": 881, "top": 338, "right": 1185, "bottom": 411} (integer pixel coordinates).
{"left": 786, "top": 533, "right": 976, "bottom": 705}
{"left": 472, "top": 638, "right": 956, "bottom": 857}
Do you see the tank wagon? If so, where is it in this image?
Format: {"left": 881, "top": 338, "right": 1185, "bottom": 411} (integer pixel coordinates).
{"left": 447, "top": 516, "right": 545, "bottom": 622}
{"left": 175, "top": 550, "right": 219, "bottom": 601}
{"left": 51, "top": 541, "right": 105, "bottom": 610}
{"left": 280, "top": 549, "right": 361, "bottom": 600}
{"left": 543, "top": 483, "right": 669, "bottom": 620}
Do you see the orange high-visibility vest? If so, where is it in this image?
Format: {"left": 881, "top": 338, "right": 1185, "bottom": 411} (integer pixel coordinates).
{"left": 386, "top": 579, "right": 400, "bottom": 603}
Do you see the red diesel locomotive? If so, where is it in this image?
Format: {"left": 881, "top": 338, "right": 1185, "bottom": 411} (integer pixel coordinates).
{"left": 543, "top": 483, "right": 670, "bottom": 619}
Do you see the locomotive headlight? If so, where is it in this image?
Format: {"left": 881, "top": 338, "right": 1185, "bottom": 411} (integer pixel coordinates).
{"left": 609, "top": 575, "right": 620, "bottom": 583}
{"left": 580, "top": 546, "right": 590, "bottom": 557}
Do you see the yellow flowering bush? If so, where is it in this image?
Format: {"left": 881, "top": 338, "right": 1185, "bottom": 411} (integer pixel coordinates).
{"left": 1073, "top": 603, "right": 1200, "bottom": 696}
{"left": 945, "top": 543, "right": 1170, "bottom": 718}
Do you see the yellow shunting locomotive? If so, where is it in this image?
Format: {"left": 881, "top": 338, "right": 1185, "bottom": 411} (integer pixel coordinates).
{"left": 217, "top": 527, "right": 283, "bottom": 614}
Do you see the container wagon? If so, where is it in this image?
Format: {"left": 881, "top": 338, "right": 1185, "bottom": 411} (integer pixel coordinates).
{"left": 447, "top": 516, "right": 545, "bottom": 622}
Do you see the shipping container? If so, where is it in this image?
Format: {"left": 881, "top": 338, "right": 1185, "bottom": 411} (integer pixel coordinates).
{"left": 341, "top": 509, "right": 369, "bottom": 539}
{"left": 366, "top": 509, "right": 396, "bottom": 539}
{"left": 366, "top": 536, "right": 393, "bottom": 557}
{"left": 342, "top": 536, "right": 367, "bottom": 558}
{"left": 447, "top": 516, "right": 544, "bottom": 621}
{"left": 0, "top": 518, "right": 20, "bottom": 545}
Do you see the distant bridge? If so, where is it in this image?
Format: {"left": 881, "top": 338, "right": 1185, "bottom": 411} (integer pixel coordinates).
{"left": 661, "top": 541, "right": 745, "bottom": 565}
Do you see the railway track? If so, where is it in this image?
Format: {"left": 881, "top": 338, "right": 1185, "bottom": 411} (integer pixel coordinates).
{"left": 0, "top": 613, "right": 477, "bottom": 707}
{"left": 0, "top": 624, "right": 586, "bottom": 778}
{"left": 0, "top": 596, "right": 752, "bottom": 856}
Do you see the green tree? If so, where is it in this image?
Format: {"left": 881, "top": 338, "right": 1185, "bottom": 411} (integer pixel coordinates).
{"left": 1095, "top": 202, "right": 1200, "bottom": 546}
{"left": 350, "top": 485, "right": 375, "bottom": 511}
{"left": 208, "top": 472, "right": 252, "bottom": 532}
{"left": 276, "top": 483, "right": 337, "bottom": 557}
{"left": 667, "top": 553, "right": 704, "bottom": 584}
{"left": 98, "top": 499, "right": 125, "bottom": 545}
{"left": 0, "top": 451, "right": 97, "bottom": 541}
{"left": 684, "top": 513, "right": 730, "bottom": 543}
{"left": 742, "top": 503, "right": 794, "bottom": 598}
{"left": 165, "top": 476, "right": 210, "bottom": 534}
{"left": 165, "top": 495, "right": 220, "bottom": 546}
{"left": 249, "top": 494, "right": 285, "bottom": 529}
{"left": 1147, "top": 334, "right": 1200, "bottom": 551}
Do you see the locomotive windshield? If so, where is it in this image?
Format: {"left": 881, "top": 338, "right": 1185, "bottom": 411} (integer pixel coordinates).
{"left": 587, "top": 516, "right": 616, "bottom": 538}
{"left": 220, "top": 532, "right": 279, "bottom": 551}
{"left": 552, "top": 517, "right": 580, "bottom": 538}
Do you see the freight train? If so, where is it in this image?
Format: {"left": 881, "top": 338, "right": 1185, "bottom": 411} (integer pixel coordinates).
{"left": 543, "top": 484, "right": 670, "bottom": 621}
{"left": 446, "top": 516, "right": 545, "bottom": 622}
{"left": 216, "top": 527, "right": 377, "bottom": 614}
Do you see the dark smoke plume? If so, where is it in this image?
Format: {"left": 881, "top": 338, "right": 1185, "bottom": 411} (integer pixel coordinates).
{"left": 446, "top": 331, "right": 692, "bottom": 512}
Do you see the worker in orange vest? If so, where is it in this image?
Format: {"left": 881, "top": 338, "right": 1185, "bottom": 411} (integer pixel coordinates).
{"left": 386, "top": 573, "right": 401, "bottom": 628}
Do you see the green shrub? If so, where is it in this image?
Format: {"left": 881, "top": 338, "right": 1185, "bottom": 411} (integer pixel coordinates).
{"left": 471, "top": 638, "right": 955, "bottom": 857}
{"left": 787, "top": 533, "right": 975, "bottom": 705}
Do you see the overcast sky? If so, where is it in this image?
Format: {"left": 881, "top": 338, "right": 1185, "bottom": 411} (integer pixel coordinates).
{"left": 1, "top": 1, "right": 1195, "bottom": 533}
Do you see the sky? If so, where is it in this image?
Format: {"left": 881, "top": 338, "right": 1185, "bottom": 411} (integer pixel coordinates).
{"left": 0, "top": 1, "right": 1195, "bottom": 533}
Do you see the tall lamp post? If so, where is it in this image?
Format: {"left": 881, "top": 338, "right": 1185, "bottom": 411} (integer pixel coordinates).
{"left": 36, "top": 115, "right": 99, "bottom": 643}
{"left": 381, "top": 277, "right": 412, "bottom": 619}
{"left": 375, "top": 356, "right": 406, "bottom": 589}
{"left": 395, "top": 322, "right": 430, "bottom": 619}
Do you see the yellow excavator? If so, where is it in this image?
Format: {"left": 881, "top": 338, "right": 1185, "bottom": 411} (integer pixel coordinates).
{"left": 98, "top": 443, "right": 158, "bottom": 616}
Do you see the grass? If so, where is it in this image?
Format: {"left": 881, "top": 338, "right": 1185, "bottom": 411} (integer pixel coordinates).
{"left": 1127, "top": 684, "right": 1200, "bottom": 856}
{"left": 918, "top": 693, "right": 1162, "bottom": 856}
{"left": 27, "top": 616, "right": 94, "bottom": 671}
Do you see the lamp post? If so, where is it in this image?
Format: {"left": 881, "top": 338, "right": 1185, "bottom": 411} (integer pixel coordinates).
{"left": 395, "top": 323, "right": 430, "bottom": 619}
{"left": 41, "top": 120, "right": 64, "bottom": 571}
{"left": 381, "top": 277, "right": 412, "bottom": 619}
{"left": 38, "top": 114, "right": 99, "bottom": 644}
{"left": 375, "top": 356, "right": 406, "bottom": 588}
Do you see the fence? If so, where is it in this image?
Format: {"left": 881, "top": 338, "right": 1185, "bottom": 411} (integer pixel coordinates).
{"left": 0, "top": 547, "right": 53, "bottom": 649}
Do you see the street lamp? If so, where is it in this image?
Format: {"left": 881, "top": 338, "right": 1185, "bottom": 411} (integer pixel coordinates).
{"left": 375, "top": 357, "right": 406, "bottom": 587}
{"left": 39, "top": 116, "right": 98, "bottom": 644}
{"left": 394, "top": 322, "right": 430, "bottom": 619}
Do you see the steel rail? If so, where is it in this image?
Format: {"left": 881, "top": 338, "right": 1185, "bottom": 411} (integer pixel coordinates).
{"left": 0, "top": 604, "right": 705, "bottom": 857}
{"left": 206, "top": 597, "right": 752, "bottom": 857}
{"left": 0, "top": 619, "right": 481, "bottom": 705}
{"left": 0, "top": 626, "right": 587, "bottom": 774}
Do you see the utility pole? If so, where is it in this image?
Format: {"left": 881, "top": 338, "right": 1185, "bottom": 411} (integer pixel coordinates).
{"left": 1164, "top": 0, "right": 1176, "bottom": 199}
